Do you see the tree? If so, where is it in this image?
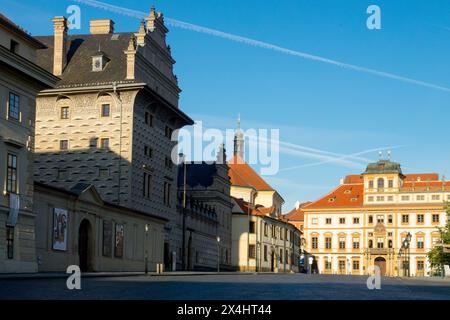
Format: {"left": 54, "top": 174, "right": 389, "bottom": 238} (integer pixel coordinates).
{"left": 427, "top": 203, "right": 450, "bottom": 272}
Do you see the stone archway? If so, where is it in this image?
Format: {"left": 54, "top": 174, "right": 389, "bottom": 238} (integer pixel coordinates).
{"left": 78, "top": 219, "right": 93, "bottom": 272}
{"left": 374, "top": 257, "right": 386, "bottom": 276}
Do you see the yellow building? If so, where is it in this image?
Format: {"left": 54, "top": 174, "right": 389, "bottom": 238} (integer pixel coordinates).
{"left": 228, "top": 121, "right": 301, "bottom": 272}
{"left": 303, "top": 159, "right": 449, "bottom": 277}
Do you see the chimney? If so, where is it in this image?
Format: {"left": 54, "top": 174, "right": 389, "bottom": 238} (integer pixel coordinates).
{"left": 124, "top": 35, "right": 136, "bottom": 80}
{"left": 52, "top": 16, "right": 67, "bottom": 76}
{"left": 90, "top": 19, "right": 115, "bottom": 34}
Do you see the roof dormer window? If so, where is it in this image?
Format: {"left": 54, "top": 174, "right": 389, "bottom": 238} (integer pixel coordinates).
{"left": 92, "top": 51, "right": 109, "bottom": 72}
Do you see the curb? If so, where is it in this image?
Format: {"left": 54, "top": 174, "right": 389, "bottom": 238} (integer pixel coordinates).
{"left": 0, "top": 271, "right": 260, "bottom": 281}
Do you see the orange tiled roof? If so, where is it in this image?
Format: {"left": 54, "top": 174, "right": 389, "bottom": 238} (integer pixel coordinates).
{"left": 228, "top": 155, "right": 274, "bottom": 191}
{"left": 284, "top": 201, "right": 311, "bottom": 221}
{"left": 305, "top": 184, "right": 364, "bottom": 209}
{"left": 304, "top": 173, "right": 449, "bottom": 210}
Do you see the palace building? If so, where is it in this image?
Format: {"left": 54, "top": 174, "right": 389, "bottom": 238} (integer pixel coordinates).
{"left": 32, "top": 9, "right": 193, "bottom": 270}
{"left": 302, "top": 159, "right": 449, "bottom": 277}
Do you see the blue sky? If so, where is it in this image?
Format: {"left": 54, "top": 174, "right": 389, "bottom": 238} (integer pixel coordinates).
{"left": 2, "top": 0, "right": 450, "bottom": 210}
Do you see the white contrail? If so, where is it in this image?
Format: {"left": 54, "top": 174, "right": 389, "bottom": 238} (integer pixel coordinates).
{"left": 73, "top": 0, "right": 450, "bottom": 93}
{"left": 279, "top": 145, "right": 405, "bottom": 172}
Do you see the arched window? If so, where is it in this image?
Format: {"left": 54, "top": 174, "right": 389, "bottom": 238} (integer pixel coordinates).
{"left": 377, "top": 178, "right": 385, "bottom": 189}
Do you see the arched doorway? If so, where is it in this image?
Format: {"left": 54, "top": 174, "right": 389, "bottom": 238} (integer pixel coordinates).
{"left": 78, "top": 219, "right": 93, "bottom": 272}
{"left": 374, "top": 257, "right": 386, "bottom": 276}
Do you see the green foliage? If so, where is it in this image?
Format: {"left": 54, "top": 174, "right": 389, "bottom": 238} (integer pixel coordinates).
{"left": 427, "top": 203, "right": 450, "bottom": 269}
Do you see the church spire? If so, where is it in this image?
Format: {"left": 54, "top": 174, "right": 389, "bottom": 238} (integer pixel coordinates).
{"left": 234, "top": 114, "right": 244, "bottom": 158}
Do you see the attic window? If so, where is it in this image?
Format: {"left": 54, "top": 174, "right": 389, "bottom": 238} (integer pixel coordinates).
{"left": 344, "top": 189, "right": 352, "bottom": 194}
{"left": 351, "top": 197, "right": 358, "bottom": 202}
{"left": 92, "top": 52, "right": 109, "bottom": 72}
{"left": 329, "top": 197, "right": 336, "bottom": 203}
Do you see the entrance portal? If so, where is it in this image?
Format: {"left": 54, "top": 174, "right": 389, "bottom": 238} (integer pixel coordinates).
{"left": 78, "top": 219, "right": 93, "bottom": 272}
{"left": 374, "top": 257, "right": 386, "bottom": 276}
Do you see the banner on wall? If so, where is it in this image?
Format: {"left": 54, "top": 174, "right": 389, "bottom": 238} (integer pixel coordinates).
{"left": 53, "top": 208, "right": 68, "bottom": 251}
{"left": 6, "top": 193, "right": 20, "bottom": 227}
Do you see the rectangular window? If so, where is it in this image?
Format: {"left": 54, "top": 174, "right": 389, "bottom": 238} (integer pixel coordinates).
{"left": 164, "top": 182, "right": 171, "bottom": 206}
{"left": 353, "top": 260, "right": 360, "bottom": 271}
{"left": 417, "top": 260, "right": 425, "bottom": 271}
{"left": 416, "top": 195, "right": 425, "bottom": 201}
{"left": 6, "top": 153, "right": 18, "bottom": 193}
{"left": 431, "top": 195, "right": 441, "bottom": 201}
{"left": 60, "top": 140, "right": 68, "bottom": 150}
{"left": 249, "top": 221, "right": 256, "bottom": 234}
{"left": 339, "top": 217, "right": 346, "bottom": 224}
{"left": 89, "top": 138, "right": 98, "bottom": 148}
{"left": 325, "top": 260, "right": 332, "bottom": 270}
{"left": 368, "top": 196, "right": 374, "bottom": 202}
{"left": 102, "top": 220, "right": 113, "bottom": 257}
{"left": 402, "top": 214, "right": 409, "bottom": 224}
{"left": 279, "top": 249, "right": 283, "bottom": 263}
{"left": 101, "top": 104, "right": 110, "bottom": 117}
{"left": 325, "top": 237, "right": 332, "bottom": 249}
{"left": 368, "top": 215, "right": 373, "bottom": 224}
{"left": 10, "top": 39, "right": 19, "bottom": 53}
{"left": 264, "top": 223, "right": 268, "bottom": 237}
{"left": 353, "top": 238, "right": 360, "bottom": 249}
{"left": 432, "top": 214, "right": 440, "bottom": 223}
{"left": 311, "top": 218, "right": 318, "bottom": 225}
{"left": 325, "top": 218, "right": 332, "bottom": 224}
{"left": 417, "top": 214, "right": 424, "bottom": 223}
{"left": 388, "top": 215, "right": 393, "bottom": 224}
{"left": 311, "top": 237, "right": 318, "bottom": 249}
{"left": 8, "top": 92, "right": 20, "bottom": 120}
{"left": 145, "top": 112, "right": 154, "bottom": 126}
{"left": 339, "top": 237, "right": 346, "bottom": 249}
{"left": 144, "top": 145, "right": 153, "bottom": 158}
{"left": 248, "top": 245, "right": 256, "bottom": 259}
{"left": 339, "top": 260, "right": 346, "bottom": 272}
{"left": 401, "top": 195, "right": 410, "bottom": 201}
{"left": 377, "top": 215, "right": 384, "bottom": 224}
{"left": 264, "top": 245, "right": 268, "bottom": 261}
{"left": 417, "top": 237, "right": 424, "bottom": 249}
{"left": 165, "top": 126, "right": 173, "bottom": 139}
{"left": 388, "top": 180, "right": 394, "bottom": 188}
{"left": 376, "top": 196, "right": 385, "bottom": 201}
{"left": 377, "top": 238, "right": 384, "bottom": 249}
{"left": 387, "top": 196, "right": 394, "bottom": 202}
{"left": 6, "top": 226, "right": 14, "bottom": 259}
{"left": 353, "top": 217, "right": 360, "bottom": 224}
{"left": 100, "top": 138, "right": 109, "bottom": 149}
{"left": 369, "top": 180, "right": 374, "bottom": 189}
{"left": 61, "top": 106, "right": 69, "bottom": 119}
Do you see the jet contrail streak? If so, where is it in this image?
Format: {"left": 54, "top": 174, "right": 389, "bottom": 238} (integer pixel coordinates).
{"left": 279, "top": 145, "right": 406, "bottom": 172}
{"left": 73, "top": 0, "right": 450, "bottom": 93}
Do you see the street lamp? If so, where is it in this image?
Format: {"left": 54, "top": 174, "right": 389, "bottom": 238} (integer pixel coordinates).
{"left": 217, "top": 236, "right": 221, "bottom": 273}
{"left": 406, "top": 232, "right": 412, "bottom": 277}
{"left": 179, "top": 153, "right": 187, "bottom": 271}
{"left": 145, "top": 224, "right": 149, "bottom": 274}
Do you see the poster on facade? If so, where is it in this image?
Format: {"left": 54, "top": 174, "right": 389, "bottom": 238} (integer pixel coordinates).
{"left": 102, "top": 220, "right": 113, "bottom": 257}
{"left": 115, "top": 223, "right": 124, "bottom": 258}
{"left": 52, "top": 208, "right": 68, "bottom": 251}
